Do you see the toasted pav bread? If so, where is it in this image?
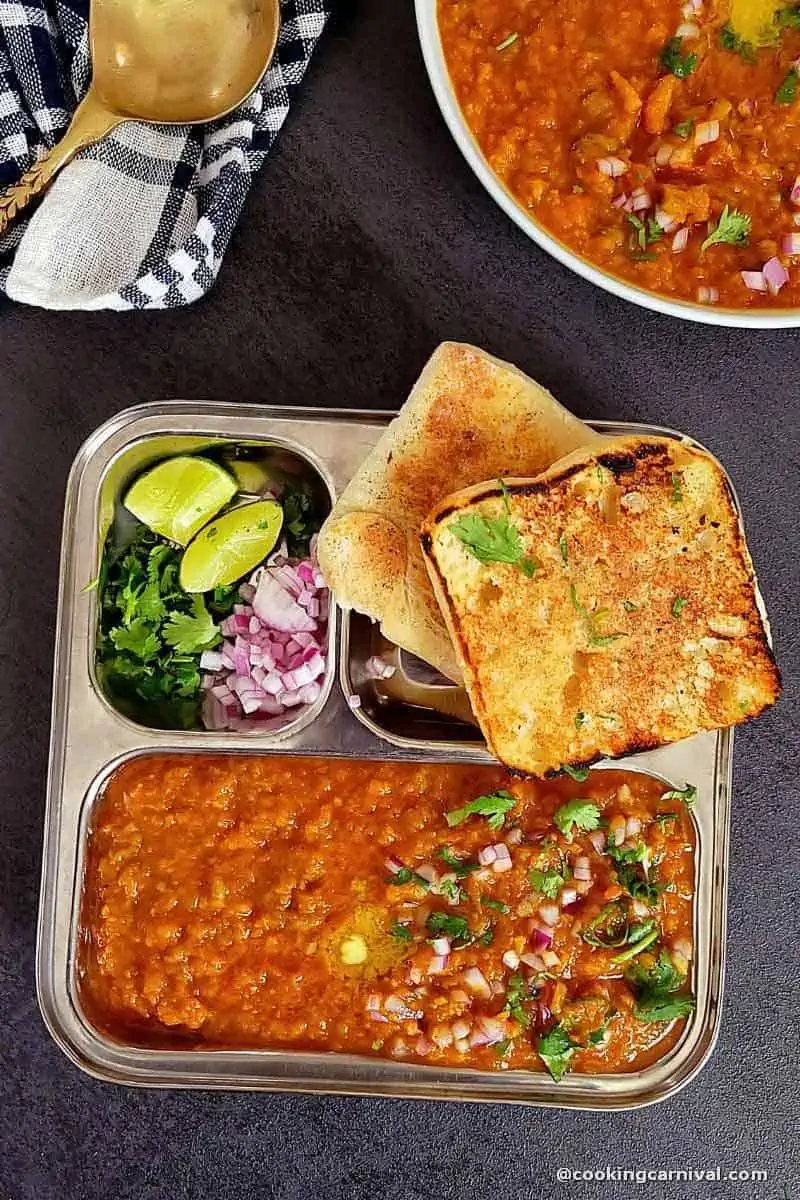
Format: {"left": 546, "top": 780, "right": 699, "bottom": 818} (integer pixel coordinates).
{"left": 316, "top": 342, "right": 600, "bottom": 680}
{"left": 421, "top": 436, "right": 780, "bottom": 775}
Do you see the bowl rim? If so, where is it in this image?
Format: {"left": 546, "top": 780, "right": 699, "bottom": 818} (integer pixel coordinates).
{"left": 414, "top": 0, "right": 800, "bottom": 329}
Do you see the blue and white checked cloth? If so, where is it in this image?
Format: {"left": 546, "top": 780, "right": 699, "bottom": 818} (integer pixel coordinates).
{"left": 0, "top": 0, "right": 329, "bottom": 309}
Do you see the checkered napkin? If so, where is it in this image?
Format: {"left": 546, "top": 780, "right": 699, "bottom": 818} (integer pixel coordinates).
{"left": 0, "top": 0, "right": 329, "bottom": 310}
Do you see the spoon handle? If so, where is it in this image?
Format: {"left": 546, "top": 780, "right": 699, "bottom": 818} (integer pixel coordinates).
{"left": 0, "top": 92, "right": 120, "bottom": 238}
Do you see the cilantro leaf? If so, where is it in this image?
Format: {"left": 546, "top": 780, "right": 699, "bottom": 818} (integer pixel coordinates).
{"left": 671, "top": 471, "right": 683, "bottom": 503}
{"left": 437, "top": 847, "right": 480, "bottom": 878}
{"left": 503, "top": 972, "right": 536, "bottom": 1027}
{"left": 481, "top": 896, "right": 510, "bottom": 914}
{"left": 660, "top": 36, "right": 698, "bottom": 78}
{"left": 445, "top": 789, "right": 517, "bottom": 831}
{"left": 427, "top": 911, "right": 472, "bottom": 945}
{"left": 775, "top": 67, "right": 798, "bottom": 104}
{"left": 777, "top": 4, "right": 800, "bottom": 27}
{"left": 387, "top": 866, "right": 431, "bottom": 889}
{"left": 281, "top": 483, "right": 320, "bottom": 558}
{"left": 718, "top": 22, "right": 757, "bottom": 63}
{"left": 581, "top": 900, "right": 631, "bottom": 948}
{"left": 162, "top": 595, "right": 221, "bottom": 654}
{"left": 701, "top": 206, "right": 751, "bottom": 253}
{"left": 389, "top": 920, "right": 413, "bottom": 943}
{"left": 627, "top": 948, "right": 695, "bottom": 1022}
{"left": 671, "top": 596, "right": 689, "bottom": 619}
{"left": 537, "top": 1023, "right": 578, "bottom": 1081}
{"left": 529, "top": 867, "right": 563, "bottom": 900}
{"left": 610, "top": 924, "right": 659, "bottom": 964}
{"left": 553, "top": 799, "right": 601, "bottom": 841}
{"left": 495, "top": 31, "right": 519, "bottom": 50}
{"left": 109, "top": 619, "right": 161, "bottom": 661}
{"left": 607, "top": 842, "right": 664, "bottom": 906}
{"left": 661, "top": 781, "right": 697, "bottom": 809}
{"left": 560, "top": 763, "right": 590, "bottom": 781}
{"left": 673, "top": 118, "right": 694, "bottom": 139}
{"left": 449, "top": 513, "right": 538, "bottom": 577}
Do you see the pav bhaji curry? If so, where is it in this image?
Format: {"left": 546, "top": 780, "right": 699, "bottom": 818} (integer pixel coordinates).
{"left": 438, "top": 0, "right": 800, "bottom": 307}
{"left": 80, "top": 755, "right": 695, "bottom": 1079}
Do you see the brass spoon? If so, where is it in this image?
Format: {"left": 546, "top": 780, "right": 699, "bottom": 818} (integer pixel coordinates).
{"left": 0, "top": 0, "right": 281, "bottom": 236}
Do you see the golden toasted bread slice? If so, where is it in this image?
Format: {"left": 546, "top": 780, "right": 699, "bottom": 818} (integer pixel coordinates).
{"left": 421, "top": 436, "right": 780, "bottom": 775}
{"left": 316, "top": 342, "right": 600, "bottom": 680}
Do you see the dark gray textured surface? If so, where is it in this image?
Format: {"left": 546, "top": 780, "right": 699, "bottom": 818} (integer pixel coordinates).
{"left": 1, "top": 4, "right": 798, "bottom": 1198}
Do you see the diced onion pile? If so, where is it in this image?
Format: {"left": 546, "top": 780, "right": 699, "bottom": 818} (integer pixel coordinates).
{"left": 201, "top": 539, "right": 329, "bottom": 731}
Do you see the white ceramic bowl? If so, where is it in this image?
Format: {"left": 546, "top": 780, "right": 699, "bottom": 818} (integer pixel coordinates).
{"left": 415, "top": 0, "right": 800, "bottom": 328}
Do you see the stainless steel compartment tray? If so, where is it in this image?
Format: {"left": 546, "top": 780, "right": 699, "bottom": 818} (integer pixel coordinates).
{"left": 38, "top": 401, "right": 734, "bottom": 1108}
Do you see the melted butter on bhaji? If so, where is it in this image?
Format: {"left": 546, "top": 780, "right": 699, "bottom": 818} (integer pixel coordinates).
{"left": 438, "top": 0, "right": 800, "bottom": 307}
{"left": 80, "top": 756, "right": 695, "bottom": 1077}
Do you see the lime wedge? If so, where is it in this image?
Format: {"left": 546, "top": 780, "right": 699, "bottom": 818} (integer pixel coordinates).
{"left": 124, "top": 456, "right": 237, "bottom": 547}
{"left": 179, "top": 500, "right": 284, "bottom": 593}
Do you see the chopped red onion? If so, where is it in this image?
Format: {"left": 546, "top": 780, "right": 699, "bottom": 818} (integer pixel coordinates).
{"left": 502, "top": 949, "right": 521, "bottom": 969}
{"left": 694, "top": 120, "right": 719, "bottom": 147}
{"left": 763, "top": 256, "right": 789, "bottom": 294}
{"left": 427, "top": 954, "right": 448, "bottom": 975}
{"left": 675, "top": 20, "right": 699, "bottom": 37}
{"left": 478, "top": 845, "right": 497, "bottom": 866}
{"left": 520, "top": 952, "right": 546, "bottom": 971}
{"left": 612, "top": 192, "right": 628, "bottom": 209}
{"left": 588, "top": 829, "right": 606, "bottom": 853}
{"left": 492, "top": 843, "right": 513, "bottom": 873}
{"left": 430, "top": 937, "right": 451, "bottom": 956}
{"left": 672, "top": 227, "right": 689, "bottom": 253}
{"left": 655, "top": 144, "right": 674, "bottom": 168}
{"left": 369, "top": 1011, "right": 389, "bottom": 1024}
{"left": 560, "top": 885, "right": 579, "bottom": 907}
{"left": 451, "top": 1018, "right": 471, "bottom": 1041}
{"left": 463, "top": 967, "right": 491, "bottom": 998}
{"left": 697, "top": 285, "right": 719, "bottom": 304}
{"left": 791, "top": 174, "right": 800, "bottom": 206}
{"left": 630, "top": 188, "right": 651, "bottom": 211}
{"left": 597, "top": 156, "right": 627, "bottom": 178}
{"left": 530, "top": 925, "right": 554, "bottom": 952}
{"left": 348, "top": 694, "right": 362, "bottom": 710}
{"left": 366, "top": 994, "right": 382, "bottom": 1011}
{"left": 781, "top": 233, "right": 800, "bottom": 256}
{"left": 538, "top": 903, "right": 559, "bottom": 927}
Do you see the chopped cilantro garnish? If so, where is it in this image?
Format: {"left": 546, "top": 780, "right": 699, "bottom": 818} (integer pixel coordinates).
{"left": 281, "top": 483, "right": 320, "bottom": 558}
{"left": 775, "top": 67, "right": 798, "bottom": 104}
{"left": 560, "top": 763, "right": 590, "bottom": 781}
{"left": 437, "top": 847, "right": 480, "bottom": 878}
{"left": 427, "top": 911, "right": 472, "bottom": 946}
{"left": 671, "top": 471, "right": 683, "bottom": 502}
{"left": 387, "top": 866, "right": 431, "bottom": 889}
{"left": 371, "top": 1039, "right": 384, "bottom": 1051}
{"left": 559, "top": 534, "right": 569, "bottom": 563}
{"left": 96, "top": 526, "right": 223, "bottom": 729}
{"left": 581, "top": 901, "right": 630, "bottom": 948}
{"left": 777, "top": 4, "right": 800, "bottom": 27}
{"left": 661, "top": 782, "right": 697, "bottom": 809}
{"left": 718, "top": 22, "right": 757, "bottom": 63}
{"left": 623, "top": 599, "right": 638, "bottom": 612}
{"left": 475, "top": 923, "right": 495, "bottom": 946}
{"left": 438, "top": 877, "right": 465, "bottom": 904}
{"left": 660, "top": 36, "right": 698, "bottom": 78}
{"left": 671, "top": 596, "right": 689, "bottom": 619}
{"left": 574, "top": 711, "right": 587, "bottom": 729}
{"left": 495, "top": 31, "right": 519, "bottom": 50}
{"left": 497, "top": 477, "right": 512, "bottom": 513}
{"left": 611, "top": 924, "right": 659, "bottom": 963}
{"left": 626, "top": 948, "right": 695, "bottom": 1022}
{"left": 494, "top": 1037, "right": 514, "bottom": 1059}
{"left": 607, "top": 842, "right": 663, "bottom": 906}
{"left": 389, "top": 920, "right": 413, "bottom": 943}
{"left": 481, "top": 896, "right": 510, "bottom": 914}
{"left": 673, "top": 118, "right": 694, "bottom": 139}
{"left": 529, "top": 867, "right": 563, "bottom": 900}
{"left": 626, "top": 212, "right": 663, "bottom": 261}
{"left": 701, "top": 205, "right": 751, "bottom": 253}
{"left": 449, "top": 512, "right": 538, "bottom": 577}
{"left": 445, "top": 789, "right": 517, "bottom": 831}
{"left": 503, "top": 972, "right": 535, "bottom": 1027}
{"left": 554, "top": 799, "right": 601, "bottom": 841}
{"left": 654, "top": 812, "right": 679, "bottom": 829}
{"left": 163, "top": 594, "right": 221, "bottom": 655}
{"left": 570, "top": 584, "right": 625, "bottom": 647}
{"left": 537, "top": 1023, "right": 578, "bottom": 1081}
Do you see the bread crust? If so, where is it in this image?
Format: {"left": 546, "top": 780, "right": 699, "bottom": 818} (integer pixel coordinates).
{"left": 317, "top": 342, "right": 600, "bottom": 679}
{"left": 422, "top": 436, "right": 781, "bottom": 774}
